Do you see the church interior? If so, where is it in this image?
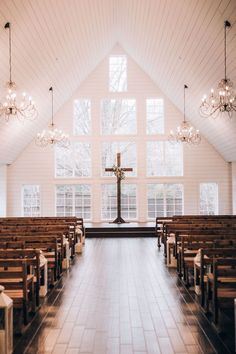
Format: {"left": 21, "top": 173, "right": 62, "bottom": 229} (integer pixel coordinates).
{"left": 0, "top": 0, "right": 236, "bottom": 353}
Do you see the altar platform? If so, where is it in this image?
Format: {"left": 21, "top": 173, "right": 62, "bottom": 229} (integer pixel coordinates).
{"left": 85, "top": 222, "right": 156, "bottom": 237}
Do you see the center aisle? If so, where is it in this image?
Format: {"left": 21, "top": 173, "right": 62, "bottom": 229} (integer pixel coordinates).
{"left": 17, "top": 238, "right": 221, "bottom": 354}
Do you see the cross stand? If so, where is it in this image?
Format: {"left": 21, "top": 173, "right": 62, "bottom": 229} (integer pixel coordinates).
{"left": 105, "top": 152, "right": 133, "bottom": 224}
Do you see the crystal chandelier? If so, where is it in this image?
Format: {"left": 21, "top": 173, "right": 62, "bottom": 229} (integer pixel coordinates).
{"left": 0, "top": 22, "right": 37, "bottom": 121}
{"left": 200, "top": 20, "right": 236, "bottom": 118}
{"left": 169, "top": 85, "right": 201, "bottom": 144}
{"left": 36, "top": 87, "right": 70, "bottom": 148}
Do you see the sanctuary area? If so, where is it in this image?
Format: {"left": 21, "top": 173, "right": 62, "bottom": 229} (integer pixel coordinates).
{"left": 0, "top": 1, "right": 236, "bottom": 353}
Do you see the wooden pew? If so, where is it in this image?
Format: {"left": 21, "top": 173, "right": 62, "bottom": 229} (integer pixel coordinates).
{"left": 155, "top": 217, "right": 173, "bottom": 248}
{"left": 173, "top": 226, "right": 236, "bottom": 259}
{"left": 177, "top": 234, "right": 236, "bottom": 283}
{"left": 0, "top": 259, "right": 34, "bottom": 326}
{"left": 197, "top": 248, "right": 236, "bottom": 308}
{"left": 0, "top": 223, "right": 75, "bottom": 258}
{"left": 0, "top": 235, "right": 60, "bottom": 285}
{"left": 207, "top": 258, "right": 236, "bottom": 324}
{"left": 0, "top": 249, "right": 41, "bottom": 307}
{"left": 156, "top": 215, "right": 236, "bottom": 251}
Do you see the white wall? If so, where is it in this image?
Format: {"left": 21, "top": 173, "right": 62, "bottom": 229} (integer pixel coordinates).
{"left": 7, "top": 46, "right": 232, "bottom": 219}
{"left": 232, "top": 162, "right": 236, "bottom": 214}
{"left": 0, "top": 165, "right": 7, "bottom": 216}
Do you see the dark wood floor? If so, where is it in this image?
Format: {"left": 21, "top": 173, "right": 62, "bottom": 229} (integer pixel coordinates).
{"left": 14, "top": 238, "right": 232, "bottom": 354}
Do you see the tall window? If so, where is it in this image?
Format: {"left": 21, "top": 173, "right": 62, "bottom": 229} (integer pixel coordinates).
{"left": 74, "top": 99, "right": 91, "bottom": 135}
{"left": 200, "top": 183, "right": 218, "bottom": 215}
{"left": 101, "top": 99, "right": 136, "bottom": 135}
{"left": 55, "top": 143, "right": 91, "bottom": 177}
{"left": 22, "top": 185, "right": 40, "bottom": 216}
{"left": 102, "top": 142, "right": 137, "bottom": 177}
{"left": 109, "top": 55, "right": 127, "bottom": 92}
{"left": 147, "top": 141, "right": 183, "bottom": 176}
{"left": 56, "top": 185, "right": 92, "bottom": 220}
{"left": 147, "top": 184, "right": 183, "bottom": 218}
{"left": 146, "top": 98, "right": 164, "bottom": 134}
{"left": 101, "top": 184, "right": 137, "bottom": 220}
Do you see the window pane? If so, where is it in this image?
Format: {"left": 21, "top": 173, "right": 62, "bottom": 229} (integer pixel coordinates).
{"left": 146, "top": 98, "right": 164, "bottom": 134}
{"left": 55, "top": 147, "right": 73, "bottom": 177}
{"left": 147, "top": 141, "right": 183, "bottom": 176}
{"left": 101, "top": 184, "right": 117, "bottom": 220}
{"left": 101, "top": 184, "right": 137, "bottom": 220}
{"left": 56, "top": 185, "right": 92, "bottom": 220}
{"left": 121, "top": 184, "right": 137, "bottom": 219}
{"left": 74, "top": 99, "right": 91, "bottom": 135}
{"left": 147, "top": 184, "right": 183, "bottom": 218}
{"left": 22, "top": 185, "right": 40, "bottom": 216}
{"left": 74, "top": 142, "right": 91, "bottom": 177}
{"left": 200, "top": 183, "right": 218, "bottom": 215}
{"left": 55, "top": 143, "right": 91, "bottom": 177}
{"left": 109, "top": 56, "right": 127, "bottom": 92}
{"left": 102, "top": 142, "right": 137, "bottom": 177}
{"left": 101, "top": 99, "right": 136, "bottom": 135}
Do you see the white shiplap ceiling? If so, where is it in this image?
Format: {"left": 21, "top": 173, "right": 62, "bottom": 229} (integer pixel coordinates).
{"left": 0, "top": 0, "right": 235, "bottom": 164}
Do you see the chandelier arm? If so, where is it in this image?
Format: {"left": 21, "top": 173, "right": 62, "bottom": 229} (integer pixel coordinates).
{"left": 209, "top": 104, "right": 223, "bottom": 117}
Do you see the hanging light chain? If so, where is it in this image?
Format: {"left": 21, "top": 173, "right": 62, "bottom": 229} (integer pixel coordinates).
{"left": 169, "top": 84, "right": 201, "bottom": 145}
{"left": 0, "top": 21, "right": 37, "bottom": 121}
{"left": 35, "top": 86, "right": 70, "bottom": 148}
{"left": 200, "top": 20, "right": 236, "bottom": 118}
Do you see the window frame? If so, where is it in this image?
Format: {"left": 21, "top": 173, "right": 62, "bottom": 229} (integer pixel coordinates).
{"left": 199, "top": 182, "right": 219, "bottom": 215}
{"left": 55, "top": 184, "right": 92, "bottom": 221}
{"left": 109, "top": 55, "right": 127, "bottom": 92}
{"left": 55, "top": 142, "right": 92, "bottom": 178}
{"left": 147, "top": 183, "right": 184, "bottom": 219}
{"left": 146, "top": 141, "right": 183, "bottom": 177}
{"left": 146, "top": 98, "right": 165, "bottom": 135}
{"left": 73, "top": 98, "right": 91, "bottom": 136}
{"left": 101, "top": 98, "right": 136, "bottom": 135}
{"left": 21, "top": 184, "right": 41, "bottom": 217}
{"left": 101, "top": 183, "right": 138, "bottom": 221}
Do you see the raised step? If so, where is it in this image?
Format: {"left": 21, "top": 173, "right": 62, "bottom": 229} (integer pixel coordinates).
{"left": 85, "top": 222, "right": 156, "bottom": 237}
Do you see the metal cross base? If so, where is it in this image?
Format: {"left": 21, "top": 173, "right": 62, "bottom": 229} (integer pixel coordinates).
{"left": 110, "top": 216, "right": 127, "bottom": 224}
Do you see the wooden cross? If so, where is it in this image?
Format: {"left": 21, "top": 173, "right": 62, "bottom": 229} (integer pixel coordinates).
{"left": 105, "top": 152, "right": 133, "bottom": 223}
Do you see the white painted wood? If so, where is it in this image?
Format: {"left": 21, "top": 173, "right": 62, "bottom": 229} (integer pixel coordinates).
{"left": 0, "top": 165, "right": 7, "bottom": 217}
{"left": 6, "top": 48, "right": 232, "bottom": 220}
{"left": 232, "top": 162, "right": 236, "bottom": 214}
{"left": 0, "top": 0, "right": 235, "bottom": 165}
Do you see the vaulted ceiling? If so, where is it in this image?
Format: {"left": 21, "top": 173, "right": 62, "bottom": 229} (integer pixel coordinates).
{"left": 0, "top": 0, "right": 236, "bottom": 165}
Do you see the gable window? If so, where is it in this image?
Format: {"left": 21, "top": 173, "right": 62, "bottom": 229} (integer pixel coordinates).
{"left": 74, "top": 99, "right": 91, "bottom": 135}
{"left": 102, "top": 141, "right": 137, "bottom": 177}
{"left": 147, "top": 141, "right": 183, "bottom": 176}
{"left": 101, "top": 99, "right": 136, "bottom": 135}
{"left": 200, "top": 183, "right": 218, "bottom": 215}
{"left": 147, "top": 184, "right": 183, "bottom": 218}
{"left": 22, "top": 185, "right": 40, "bottom": 216}
{"left": 55, "top": 142, "right": 91, "bottom": 178}
{"left": 109, "top": 55, "right": 127, "bottom": 92}
{"left": 146, "top": 98, "right": 164, "bottom": 134}
{"left": 56, "top": 185, "right": 92, "bottom": 220}
{"left": 101, "top": 183, "right": 137, "bottom": 220}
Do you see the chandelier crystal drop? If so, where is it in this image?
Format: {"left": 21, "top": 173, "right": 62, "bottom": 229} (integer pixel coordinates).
{"left": 0, "top": 22, "right": 37, "bottom": 122}
{"left": 169, "top": 85, "right": 201, "bottom": 145}
{"left": 199, "top": 20, "right": 236, "bottom": 118}
{"left": 35, "top": 87, "right": 70, "bottom": 148}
